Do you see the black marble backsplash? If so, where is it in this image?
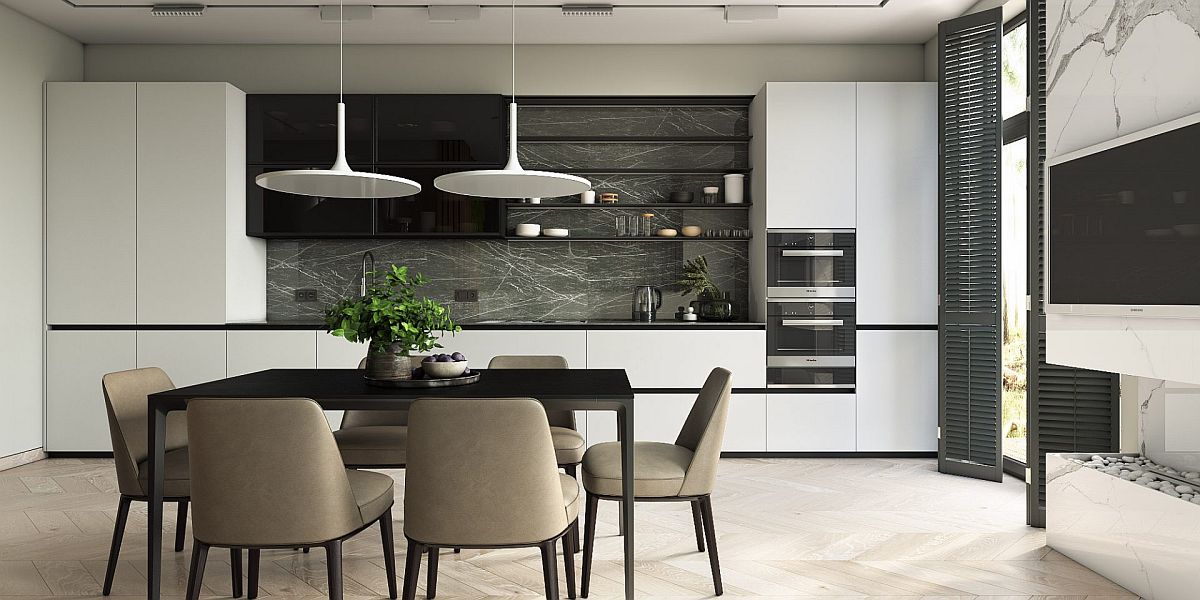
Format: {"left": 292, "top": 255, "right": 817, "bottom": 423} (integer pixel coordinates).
{"left": 267, "top": 239, "right": 748, "bottom": 322}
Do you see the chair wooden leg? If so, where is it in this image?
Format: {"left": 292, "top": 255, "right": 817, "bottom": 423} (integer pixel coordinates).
{"left": 540, "top": 540, "right": 560, "bottom": 600}
{"left": 185, "top": 541, "right": 209, "bottom": 600}
{"left": 380, "top": 509, "right": 398, "bottom": 600}
{"left": 564, "top": 464, "right": 581, "bottom": 553}
{"left": 426, "top": 547, "right": 438, "bottom": 599}
{"left": 175, "top": 501, "right": 188, "bottom": 552}
{"left": 231, "top": 548, "right": 243, "bottom": 598}
{"left": 102, "top": 496, "right": 131, "bottom": 596}
{"left": 303, "top": 547, "right": 310, "bottom": 553}
{"left": 699, "top": 496, "right": 723, "bottom": 596}
{"left": 690, "top": 500, "right": 705, "bottom": 552}
{"left": 580, "top": 493, "right": 598, "bottom": 598}
{"left": 247, "top": 549, "right": 260, "bottom": 600}
{"left": 401, "top": 540, "right": 423, "bottom": 600}
{"left": 562, "top": 529, "right": 576, "bottom": 600}
{"left": 325, "top": 540, "right": 343, "bottom": 600}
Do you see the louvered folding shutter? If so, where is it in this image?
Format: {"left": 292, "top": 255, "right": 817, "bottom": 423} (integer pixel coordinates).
{"left": 938, "top": 7, "right": 1004, "bottom": 482}
{"left": 1025, "top": 2, "right": 1120, "bottom": 527}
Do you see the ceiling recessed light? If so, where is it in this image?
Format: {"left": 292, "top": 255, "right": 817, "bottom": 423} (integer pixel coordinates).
{"left": 150, "top": 3, "right": 205, "bottom": 17}
{"left": 562, "top": 4, "right": 614, "bottom": 17}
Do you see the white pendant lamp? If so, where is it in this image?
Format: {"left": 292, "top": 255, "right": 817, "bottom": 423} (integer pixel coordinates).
{"left": 433, "top": 0, "right": 591, "bottom": 199}
{"left": 255, "top": 2, "right": 420, "bottom": 199}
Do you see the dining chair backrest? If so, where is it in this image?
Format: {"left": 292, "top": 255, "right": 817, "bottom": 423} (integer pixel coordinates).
{"left": 339, "top": 355, "right": 425, "bottom": 428}
{"left": 405, "top": 398, "right": 568, "bottom": 546}
{"left": 487, "top": 355, "right": 574, "bottom": 429}
{"left": 101, "top": 367, "right": 182, "bottom": 497}
{"left": 186, "top": 398, "right": 363, "bottom": 547}
{"left": 675, "top": 367, "right": 733, "bottom": 497}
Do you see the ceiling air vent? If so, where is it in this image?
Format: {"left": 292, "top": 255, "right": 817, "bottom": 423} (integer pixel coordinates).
{"left": 150, "top": 3, "right": 206, "bottom": 17}
{"left": 562, "top": 4, "right": 614, "bottom": 17}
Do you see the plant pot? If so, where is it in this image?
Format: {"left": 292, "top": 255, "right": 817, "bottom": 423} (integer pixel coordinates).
{"left": 364, "top": 346, "right": 412, "bottom": 381}
{"left": 690, "top": 292, "right": 737, "bottom": 321}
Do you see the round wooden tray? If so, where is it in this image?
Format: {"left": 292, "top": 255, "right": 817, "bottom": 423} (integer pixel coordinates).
{"left": 364, "top": 371, "right": 481, "bottom": 388}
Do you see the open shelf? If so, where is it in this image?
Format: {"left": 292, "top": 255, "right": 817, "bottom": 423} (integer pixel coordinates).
{"left": 521, "top": 136, "right": 752, "bottom": 143}
{"left": 507, "top": 203, "right": 751, "bottom": 210}
{"left": 504, "top": 235, "right": 752, "bottom": 242}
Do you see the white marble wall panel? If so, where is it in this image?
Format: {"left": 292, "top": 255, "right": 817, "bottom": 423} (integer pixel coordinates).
{"left": 1048, "top": 452, "right": 1200, "bottom": 599}
{"left": 1046, "top": 2, "right": 1200, "bottom": 384}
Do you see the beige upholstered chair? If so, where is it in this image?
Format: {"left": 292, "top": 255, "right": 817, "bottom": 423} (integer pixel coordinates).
{"left": 100, "top": 368, "right": 242, "bottom": 597}
{"left": 487, "top": 355, "right": 584, "bottom": 551}
{"left": 580, "top": 367, "right": 733, "bottom": 597}
{"left": 332, "top": 356, "right": 414, "bottom": 468}
{"left": 403, "top": 398, "right": 579, "bottom": 600}
{"left": 185, "top": 398, "right": 397, "bottom": 600}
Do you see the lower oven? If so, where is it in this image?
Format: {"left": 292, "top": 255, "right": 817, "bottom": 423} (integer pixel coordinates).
{"left": 767, "top": 300, "right": 856, "bottom": 389}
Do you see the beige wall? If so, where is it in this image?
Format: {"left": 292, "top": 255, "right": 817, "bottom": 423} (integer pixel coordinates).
{"left": 0, "top": 4, "right": 83, "bottom": 459}
{"left": 84, "top": 43, "right": 926, "bottom": 94}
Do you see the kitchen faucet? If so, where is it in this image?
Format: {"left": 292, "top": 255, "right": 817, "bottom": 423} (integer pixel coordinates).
{"left": 360, "top": 251, "right": 375, "bottom": 296}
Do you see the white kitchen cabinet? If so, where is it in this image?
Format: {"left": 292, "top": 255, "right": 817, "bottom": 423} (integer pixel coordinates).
{"left": 766, "top": 393, "right": 856, "bottom": 452}
{"left": 136, "top": 83, "right": 263, "bottom": 324}
{"left": 610, "top": 392, "right": 766, "bottom": 452}
{"left": 856, "top": 82, "right": 938, "bottom": 325}
{"left": 316, "top": 333, "right": 369, "bottom": 368}
{"left": 135, "top": 330, "right": 228, "bottom": 388}
{"left": 752, "top": 82, "right": 857, "bottom": 229}
{"left": 585, "top": 329, "right": 765, "bottom": 388}
{"left": 855, "top": 330, "right": 937, "bottom": 452}
{"left": 725, "top": 393, "right": 767, "bottom": 452}
{"left": 46, "top": 83, "right": 137, "bottom": 325}
{"left": 634, "top": 394, "right": 693, "bottom": 443}
{"left": 46, "top": 330, "right": 137, "bottom": 452}
{"left": 436, "top": 329, "right": 588, "bottom": 369}
{"left": 227, "top": 330, "right": 317, "bottom": 376}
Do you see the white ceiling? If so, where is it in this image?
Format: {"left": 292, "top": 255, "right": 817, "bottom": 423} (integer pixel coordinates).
{"left": 2, "top": 0, "right": 977, "bottom": 45}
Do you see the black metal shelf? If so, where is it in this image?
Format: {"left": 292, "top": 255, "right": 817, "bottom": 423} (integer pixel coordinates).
{"left": 506, "top": 203, "right": 751, "bottom": 210}
{"left": 521, "top": 136, "right": 751, "bottom": 143}
{"left": 541, "top": 168, "right": 751, "bottom": 175}
{"left": 504, "top": 236, "right": 752, "bottom": 242}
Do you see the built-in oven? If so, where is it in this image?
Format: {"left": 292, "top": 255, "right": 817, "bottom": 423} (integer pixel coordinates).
{"left": 766, "top": 299, "right": 856, "bottom": 389}
{"left": 767, "top": 230, "right": 855, "bottom": 298}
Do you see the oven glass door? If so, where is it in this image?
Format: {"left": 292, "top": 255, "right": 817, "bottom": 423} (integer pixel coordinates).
{"left": 771, "top": 248, "right": 856, "bottom": 288}
{"left": 768, "top": 302, "right": 855, "bottom": 356}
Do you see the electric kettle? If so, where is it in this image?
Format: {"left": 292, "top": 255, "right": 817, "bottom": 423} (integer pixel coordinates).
{"left": 631, "top": 285, "right": 663, "bottom": 322}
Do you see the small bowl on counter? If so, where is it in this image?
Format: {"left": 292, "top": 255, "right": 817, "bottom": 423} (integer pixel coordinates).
{"left": 515, "top": 223, "right": 541, "bottom": 237}
{"left": 421, "top": 357, "right": 468, "bottom": 379}
{"left": 543, "top": 228, "right": 570, "bottom": 238}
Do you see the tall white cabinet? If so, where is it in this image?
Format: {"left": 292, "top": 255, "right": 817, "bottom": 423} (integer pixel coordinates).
{"left": 46, "top": 82, "right": 264, "bottom": 326}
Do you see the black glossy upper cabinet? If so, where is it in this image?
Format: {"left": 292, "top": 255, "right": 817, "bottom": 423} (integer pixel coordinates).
{"left": 247, "top": 95, "right": 373, "bottom": 165}
{"left": 375, "top": 95, "right": 504, "bottom": 165}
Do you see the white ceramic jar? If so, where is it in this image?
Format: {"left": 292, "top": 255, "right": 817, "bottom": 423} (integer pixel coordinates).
{"left": 723, "top": 173, "right": 745, "bottom": 204}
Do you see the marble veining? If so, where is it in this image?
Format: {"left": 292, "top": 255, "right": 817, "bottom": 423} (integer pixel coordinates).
{"left": 267, "top": 238, "right": 748, "bottom": 323}
{"left": 538, "top": 173, "right": 735, "bottom": 204}
{"left": 519, "top": 142, "right": 747, "bottom": 171}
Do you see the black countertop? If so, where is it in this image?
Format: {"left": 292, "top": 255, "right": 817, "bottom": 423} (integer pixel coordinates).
{"left": 228, "top": 319, "right": 765, "bottom": 331}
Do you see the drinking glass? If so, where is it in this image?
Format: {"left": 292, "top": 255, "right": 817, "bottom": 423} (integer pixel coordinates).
{"left": 615, "top": 216, "right": 626, "bottom": 237}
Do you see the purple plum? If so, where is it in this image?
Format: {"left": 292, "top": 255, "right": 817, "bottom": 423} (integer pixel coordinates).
{"left": 435, "top": 354, "right": 452, "bottom": 362}
{"left": 451, "top": 352, "right": 466, "bottom": 362}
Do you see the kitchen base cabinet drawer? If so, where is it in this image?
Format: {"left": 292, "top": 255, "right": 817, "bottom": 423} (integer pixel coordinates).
{"left": 586, "top": 329, "right": 765, "bottom": 388}
{"left": 766, "top": 394, "right": 856, "bottom": 452}
{"left": 47, "top": 330, "right": 136, "bottom": 452}
{"left": 856, "top": 330, "right": 936, "bottom": 452}
{"left": 594, "top": 392, "right": 767, "bottom": 452}
{"left": 135, "top": 331, "right": 227, "bottom": 388}
{"left": 437, "top": 329, "right": 587, "bottom": 369}
{"left": 228, "top": 330, "right": 317, "bottom": 376}
{"left": 726, "top": 394, "right": 766, "bottom": 452}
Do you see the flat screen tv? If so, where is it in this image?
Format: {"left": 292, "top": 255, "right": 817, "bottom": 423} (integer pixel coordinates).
{"left": 1047, "top": 110, "right": 1200, "bottom": 318}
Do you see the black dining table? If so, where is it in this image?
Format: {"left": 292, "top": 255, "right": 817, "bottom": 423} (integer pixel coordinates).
{"left": 145, "top": 368, "right": 637, "bottom": 600}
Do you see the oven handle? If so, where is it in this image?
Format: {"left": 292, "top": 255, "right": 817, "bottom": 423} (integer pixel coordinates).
{"left": 780, "top": 249, "right": 844, "bottom": 257}
{"left": 781, "top": 319, "right": 844, "bottom": 327}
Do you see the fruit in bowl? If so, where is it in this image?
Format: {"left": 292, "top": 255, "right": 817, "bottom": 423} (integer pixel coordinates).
{"left": 421, "top": 353, "right": 469, "bottom": 378}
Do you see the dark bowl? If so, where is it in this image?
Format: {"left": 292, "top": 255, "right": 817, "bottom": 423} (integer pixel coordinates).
{"left": 668, "top": 191, "right": 694, "bottom": 203}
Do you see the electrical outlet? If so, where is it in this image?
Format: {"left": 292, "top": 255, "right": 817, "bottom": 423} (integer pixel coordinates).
{"left": 454, "top": 289, "right": 479, "bottom": 303}
{"left": 294, "top": 289, "right": 319, "bottom": 303}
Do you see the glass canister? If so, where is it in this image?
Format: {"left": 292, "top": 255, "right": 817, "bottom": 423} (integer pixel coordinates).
{"left": 641, "top": 213, "right": 654, "bottom": 237}
{"left": 702, "top": 186, "right": 720, "bottom": 204}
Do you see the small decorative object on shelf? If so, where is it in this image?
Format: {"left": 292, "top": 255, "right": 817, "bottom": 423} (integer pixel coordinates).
{"left": 676, "top": 255, "right": 738, "bottom": 321}
{"left": 723, "top": 173, "right": 744, "bottom": 204}
{"left": 676, "top": 305, "right": 698, "bottom": 322}
{"left": 599, "top": 192, "right": 619, "bottom": 204}
{"left": 681, "top": 225, "right": 702, "bottom": 237}
{"left": 581, "top": 190, "right": 596, "bottom": 204}
{"left": 528, "top": 197, "right": 541, "bottom": 204}
{"left": 657, "top": 228, "right": 678, "bottom": 237}
{"left": 641, "top": 213, "right": 654, "bottom": 236}
{"left": 702, "top": 186, "right": 720, "bottom": 204}
{"left": 669, "top": 191, "right": 693, "bottom": 203}
{"left": 324, "top": 264, "right": 461, "bottom": 383}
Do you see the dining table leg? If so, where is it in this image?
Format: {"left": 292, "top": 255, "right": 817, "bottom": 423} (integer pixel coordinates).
{"left": 618, "top": 404, "right": 635, "bottom": 600}
{"left": 147, "top": 405, "right": 167, "bottom": 600}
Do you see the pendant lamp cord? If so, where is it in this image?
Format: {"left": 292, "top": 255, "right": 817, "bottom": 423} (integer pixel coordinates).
{"left": 511, "top": 0, "right": 516, "bottom": 101}
{"left": 339, "top": 0, "right": 344, "bottom": 103}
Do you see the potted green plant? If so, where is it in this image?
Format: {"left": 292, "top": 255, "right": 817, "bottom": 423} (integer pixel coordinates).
{"left": 676, "top": 255, "right": 735, "bottom": 321}
{"left": 324, "top": 264, "right": 461, "bottom": 381}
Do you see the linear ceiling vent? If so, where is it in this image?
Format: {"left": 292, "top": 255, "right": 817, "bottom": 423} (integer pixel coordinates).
{"left": 319, "top": 5, "right": 374, "bottom": 22}
{"left": 724, "top": 5, "right": 779, "bottom": 23}
{"left": 429, "top": 5, "right": 481, "bottom": 23}
{"left": 562, "top": 4, "right": 614, "bottom": 17}
{"left": 149, "top": 3, "right": 206, "bottom": 17}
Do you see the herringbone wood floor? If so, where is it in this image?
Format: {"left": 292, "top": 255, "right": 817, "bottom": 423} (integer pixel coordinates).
{"left": 0, "top": 457, "right": 1134, "bottom": 600}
